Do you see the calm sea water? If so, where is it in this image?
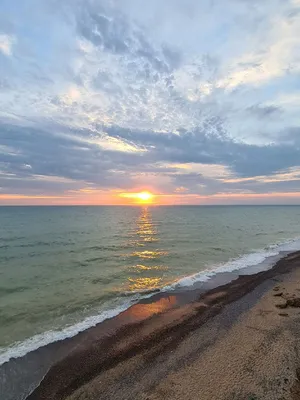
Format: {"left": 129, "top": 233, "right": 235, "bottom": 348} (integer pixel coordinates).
{"left": 1, "top": 205, "right": 300, "bottom": 364}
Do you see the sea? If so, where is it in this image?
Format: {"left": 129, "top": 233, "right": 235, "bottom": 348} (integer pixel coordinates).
{"left": 1, "top": 205, "right": 300, "bottom": 367}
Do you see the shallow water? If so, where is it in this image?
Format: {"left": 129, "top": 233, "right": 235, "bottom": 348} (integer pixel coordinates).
{"left": 1, "top": 205, "right": 300, "bottom": 363}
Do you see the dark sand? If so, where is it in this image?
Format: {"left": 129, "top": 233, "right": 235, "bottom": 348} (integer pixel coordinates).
{"left": 25, "top": 251, "right": 300, "bottom": 400}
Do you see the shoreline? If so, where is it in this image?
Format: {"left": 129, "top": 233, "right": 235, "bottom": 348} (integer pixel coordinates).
{"left": 22, "top": 250, "right": 300, "bottom": 400}
{"left": 2, "top": 236, "right": 298, "bottom": 367}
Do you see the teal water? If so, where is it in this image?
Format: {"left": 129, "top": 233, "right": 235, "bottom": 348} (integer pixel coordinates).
{"left": 1, "top": 205, "right": 300, "bottom": 364}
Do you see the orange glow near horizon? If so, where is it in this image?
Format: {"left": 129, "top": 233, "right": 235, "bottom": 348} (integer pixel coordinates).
{"left": 1, "top": 190, "right": 300, "bottom": 205}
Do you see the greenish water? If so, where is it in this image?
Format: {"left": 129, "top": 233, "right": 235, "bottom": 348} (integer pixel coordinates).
{"left": 0, "top": 205, "right": 300, "bottom": 364}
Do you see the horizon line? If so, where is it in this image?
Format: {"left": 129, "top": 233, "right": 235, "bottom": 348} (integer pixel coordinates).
{"left": 1, "top": 204, "right": 300, "bottom": 207}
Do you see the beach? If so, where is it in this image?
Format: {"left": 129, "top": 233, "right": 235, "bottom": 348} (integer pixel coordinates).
{"left": 21, "top": 251, "right": 300, "bottom": 400}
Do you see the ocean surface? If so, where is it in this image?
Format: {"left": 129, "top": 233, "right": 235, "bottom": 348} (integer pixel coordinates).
{"left": 1, "top": 205, "right": 300, "bottom": 365}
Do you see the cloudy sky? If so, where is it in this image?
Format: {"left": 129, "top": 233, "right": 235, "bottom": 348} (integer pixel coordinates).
{"left": 0, "top": 0, "right": 300, "bottom": 205}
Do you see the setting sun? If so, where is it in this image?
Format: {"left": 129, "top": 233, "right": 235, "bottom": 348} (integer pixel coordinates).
{"left": 136, "top": 192, "right": 153, "bottom": 202}
{"left": 119, "top": 191, "right": 154, "bottom": 204}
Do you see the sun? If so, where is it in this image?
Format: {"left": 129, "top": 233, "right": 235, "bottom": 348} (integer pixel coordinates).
{"left": 136, "top": 192, "right": 153, "bottom": 202}
{"left": 119, "top": 191, "right": 154, "bottom": 203}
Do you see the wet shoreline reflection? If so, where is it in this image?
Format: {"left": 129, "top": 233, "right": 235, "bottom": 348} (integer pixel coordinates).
{"left": 124, "top": 295, "right": 178, "bottom": 319}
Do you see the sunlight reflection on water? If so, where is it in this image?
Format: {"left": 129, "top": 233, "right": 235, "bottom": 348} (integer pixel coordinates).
{"left": 126, "top": 207, "right": 169, "bottom": 292}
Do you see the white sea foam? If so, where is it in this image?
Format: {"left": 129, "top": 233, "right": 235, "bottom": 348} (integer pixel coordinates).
{"left": 0, "top": 301, "right": 134, "bottom": 366}
{"left": 169, "top": 236, "right": 300, "bottom": 289}
{"left": 1, "top": 236, "right": 300, "bottom": 366}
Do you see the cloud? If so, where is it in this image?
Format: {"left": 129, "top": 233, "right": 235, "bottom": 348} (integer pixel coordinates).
{"left": 0, "top": 0, "right": 299, "bottom": 203}
{"left": 1, "top": 120, "right": 299, "bottom": 199}
{"left": 246, "top": 104, "right": 282, "bottom": 118}
{"left": 0, "top": 34, "right": 14, "bottom": 56}
{"left": 224, "top": 167, "right": 300, "bottom": 184}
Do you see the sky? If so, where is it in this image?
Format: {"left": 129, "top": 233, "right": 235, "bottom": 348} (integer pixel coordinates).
{"left": 0, "top": 0, "right": 300, "bottom": 205}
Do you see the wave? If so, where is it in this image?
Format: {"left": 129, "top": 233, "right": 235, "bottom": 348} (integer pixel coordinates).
{"left": 0, "top": 298, "right": 138, "bottom": 366}
{"left": 1, "top": 236, "right": 300, "bottom": 366}
{"left": 168, "top": 236, "right": 300, "bottom": 289}
{"left": 0, "top": 286, "right": 28, "bottom": 297}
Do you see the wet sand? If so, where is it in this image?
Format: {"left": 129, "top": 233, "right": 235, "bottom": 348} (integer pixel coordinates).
{"left": 26, "top": 251, "right": 300, "bottom": 400}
